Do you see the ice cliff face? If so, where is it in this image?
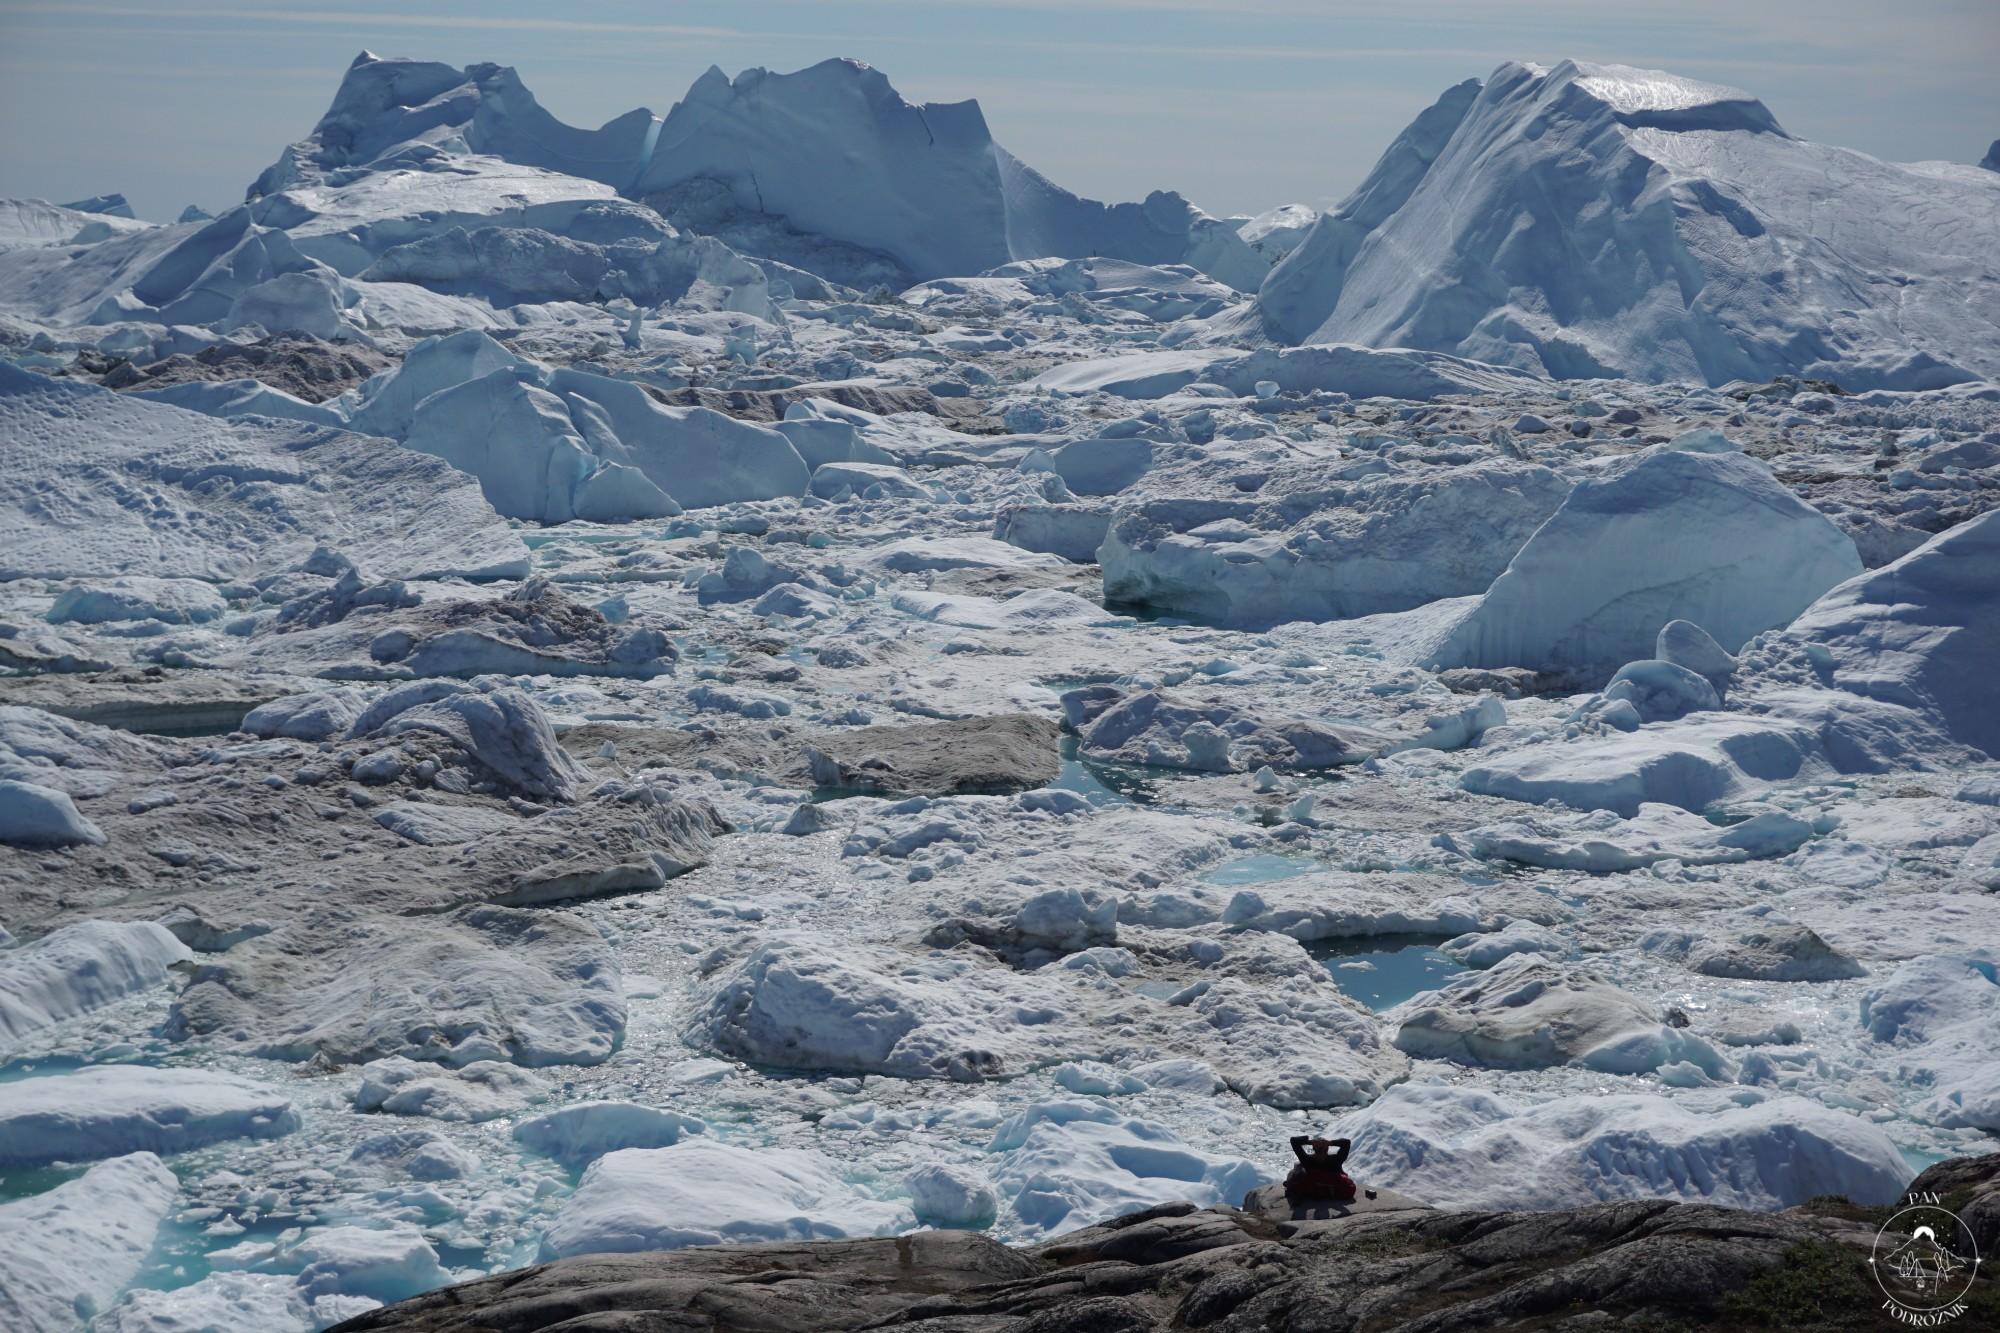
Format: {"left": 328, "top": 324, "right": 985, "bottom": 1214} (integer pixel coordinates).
{"left": 634, "top": 59, "right": 1263, "bottom": 291}
{"left": 1257, "top": 60, "right": 2000, "bottom": 390}
{"left": 250, "top": 53, "right": 1262, "bottom": 293}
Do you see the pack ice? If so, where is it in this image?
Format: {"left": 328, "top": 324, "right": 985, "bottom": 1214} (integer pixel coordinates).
{"left": 2, "top": 39, "right": 1998, "bottom": 1332}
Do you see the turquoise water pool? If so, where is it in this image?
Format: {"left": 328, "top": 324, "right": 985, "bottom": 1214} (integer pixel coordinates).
{"left": 1310, "top": 937, "right": 1467, "bottom": 1011}
{"left": 1201, "top": 854, "right": 1321, "bottom": 885}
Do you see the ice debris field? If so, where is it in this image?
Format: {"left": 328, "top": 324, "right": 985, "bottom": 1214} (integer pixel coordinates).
{"left": 2, "top": 49, "right": 1999, "bottom": 1332}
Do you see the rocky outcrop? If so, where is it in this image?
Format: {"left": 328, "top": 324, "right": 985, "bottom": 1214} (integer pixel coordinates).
{"left": 336, "top": 1153, "right": 2000, "bottom": 1332}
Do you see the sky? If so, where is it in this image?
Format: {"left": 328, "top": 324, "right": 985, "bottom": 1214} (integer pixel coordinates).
{"left": 1, "top": 0, "right": 1995, "bottom": 223}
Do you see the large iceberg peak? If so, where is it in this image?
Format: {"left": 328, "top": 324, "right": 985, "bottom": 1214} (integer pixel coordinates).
{"left": 250, "top": 54, "right": 658, "bottom": 199}
{"left": 1249, "top": 55, "right": 1999, "bottom": 388}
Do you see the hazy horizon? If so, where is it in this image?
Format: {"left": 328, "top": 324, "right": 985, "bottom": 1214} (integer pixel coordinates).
{"left": 2, "top": 0, "right": 1995, "bottom": 223}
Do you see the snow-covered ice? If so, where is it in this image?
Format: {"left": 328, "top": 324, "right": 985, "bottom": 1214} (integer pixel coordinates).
{"left": 985, "top": 1101, "right": 1271, "bottom": 1235}
{"left": 0, "top": 1065, "right": 298, "bottom": 1166}
{"left": 1336, "top": 1084, "right": 1910, "bottom": 1211}
{"left": 0, "top": 1153, "right": 178, "bottom": 1330}
{"left": 1, "top": 922, "right": 190, "bottom": 1047}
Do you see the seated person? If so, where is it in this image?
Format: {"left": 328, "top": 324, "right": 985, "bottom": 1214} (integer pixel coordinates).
{"left": 1285, "top": 1135, "right": 1357, "bottom": 1202}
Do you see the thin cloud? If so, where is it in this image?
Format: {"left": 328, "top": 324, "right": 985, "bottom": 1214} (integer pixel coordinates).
{"left": 3, "top": 4, "right": 753, "bottom": 40}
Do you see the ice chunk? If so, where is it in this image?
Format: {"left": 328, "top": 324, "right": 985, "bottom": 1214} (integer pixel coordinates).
{"left": 1077, "top": 689, "right": 1390, "bottom": 773}
{"left": 1103, "top": 463, "right": 1569, "bottom": 627}
{"left": 1775, "top": 510, "right": 2000, "bottom": 758}
{"left": 514, "top": 1101, "right": 706, "bottom": 1167}
{"left": 1960, "top": 833, "right": 2000, "bottom": 891}
{"left": 239, "top": 690, "right": 362, "bottom": 742}
{"left": 60, "top": 192, "right": 136, "bottom": 219}
{"left": 0, "top": 1065, "right": 298, "bottom": 1166}
{"left": 1336, "top": 1084, "right": 1909, "bottom": 1210}
{"left": 1440, "top": 922, "right": 1562, "bottom": 968}
{"left": 0, "top": 1153, "right": 178, "bottom": 1329}
{"left": 253, "top": 53, "right": 656, "bottom": 198}
{"left": 1236, "top": 202, "right": 1319, "bottom": 260}
{"left": 0, "top": 779, "right": 106, "bottom": 849}
{"left": 1129, "top": 1058, "right": 1226, "bottom": 1093}
{"left": 1642, "top": 924, "right": 1865, "bottom": 982}
{"left": 547, "top": 368, "right": 808, "bottom": 510}
{"left": 1052, "top": 1061, "right": 1147, "bottom": 1097}
{"left": 338, "top": 580, "right": 678, "bottom": 684}
{"left": 131, "top": 375, "right": 348, "bottom": 428}
{"left": 690, "top": 939, "right": 1050, "bottom": 1081}
{"left": 1443, "top": 802, "right": 1812, "bottom": 870}
{"left": 809, "top": 460, "right": 928, "bottom": 500}
{"left": 0, "top": 921, "right": 190, "bottom": 1047}
{"left": 1860, "top": 955, "right": 2000, "bottom": 1131}
{"left": 223, "top": 269, "right": 364, "bottom": 340}
{"left": 1461, "top": 716, "right": 1820, "bottom": 815}
{"left": 237, "top": 1225, "right": 448, "bottom": 1305}
{"left": 1785, "top": 838, "right": 1893, "bottom": 890}
{"left": 1389, "top": 953, "right": 1727, "bottom": 1075}
{"left": 362, "top": 682, "right": 587, "bottom": 801}
{"left": 1034, "top": 343, "right": 1538, "bottom": 401}
{"left": 340, "top": 329, "right": 529, "bottom": 438}
{"left": 905, "top": 1163, "right": 999, "bottom": 1230}
{"left": 0, "top": 706, "right": 165, "bottom": 799}
{"left": 539, "top": 1140, "right": 913, "bottom": 1257}
{"left": 45, "top": 577, "right": 226, "bottom": 626}
{"left": 1657, "top": 619, "right": 1736, "bottom": 693}
{"left": 346, "top": 1128, "right": 477, "bottom": 1181}
{"left": 353, "top": 1057, "right": 551, "bottom": 1122}
{"left": 400, "top": 368, "right": 644, "bottom": 525}
{"left": 1592, "top": 659, "right": 1721, "bottom": 723}
{"left": 865, "top": 536, "right": 1065, "bottom": 576}
{"left": 359, "top": 225, "right": 774, "bottom": 317}
{"left": 993, "top": 503, "right": 1111, "bottom": 564}
{"left": 93, "top": 1271, "right": 321, "bottom": 1333}
{"left": 985, "top": 1101, "right": 1271, "bottom": 1235}
{"left": 889, "top": 587, "right": 1122, "bottom": 631}
{"left": 1020, "top": 437, "right": 1155, "bottom": 497}
{"left": 1180, "top": 976, "right": 1409, "bottom": 1109}
{"left": 1423, "top": 448, "right": 1860, "bottom": 682}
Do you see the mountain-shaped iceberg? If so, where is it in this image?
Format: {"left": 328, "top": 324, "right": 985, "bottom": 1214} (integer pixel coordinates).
{"left": 1255, "top": 60, "right": 2000, "bottom": 389}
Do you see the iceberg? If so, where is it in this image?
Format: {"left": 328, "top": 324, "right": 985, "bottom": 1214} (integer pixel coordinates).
{"left": 1423, "top": 444, "right": 1860, "bottom": 681}
{"left": 1255, "top": 60, "right": 2000, "bottom": 389}
{"left": 635, "top": 59, "right": 1265, "bottom": 290}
